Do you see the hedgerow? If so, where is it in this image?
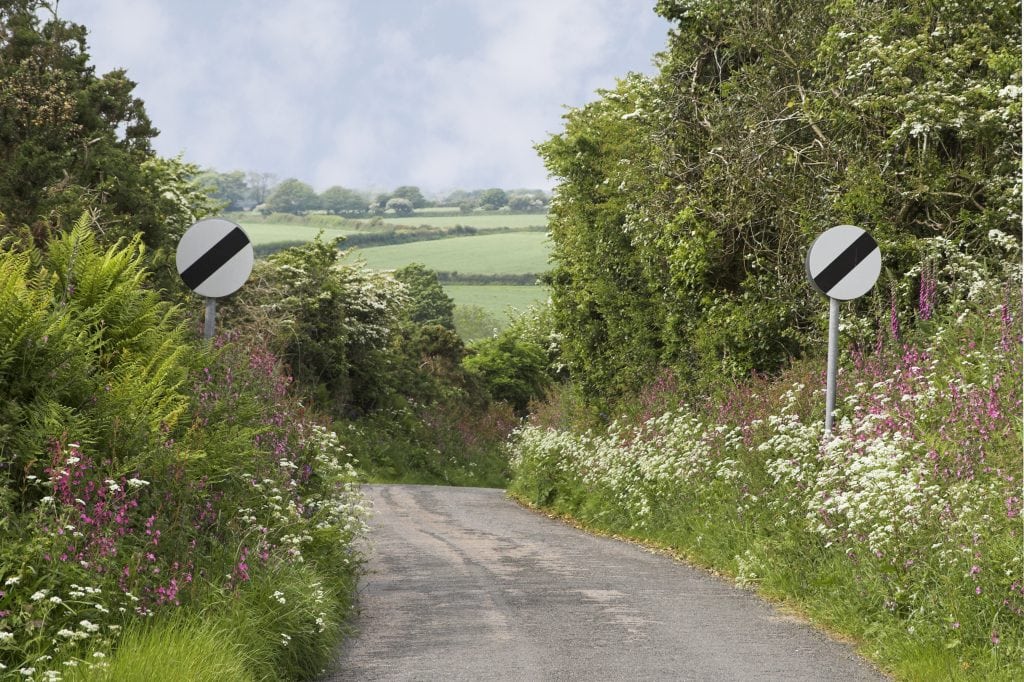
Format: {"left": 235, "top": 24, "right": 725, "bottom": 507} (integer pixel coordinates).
{"left": 0, "top": 218, "right": 368, "bottom": 679}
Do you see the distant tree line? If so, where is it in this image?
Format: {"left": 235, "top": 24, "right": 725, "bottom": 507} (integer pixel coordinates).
{"left": 434, "top": 272, "right": 539, "bottom": 286}
{"left": 194, "top": 171, "right": 550, "bottom": 217}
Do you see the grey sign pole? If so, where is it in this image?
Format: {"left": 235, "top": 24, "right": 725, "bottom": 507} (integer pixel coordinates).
{"left": 824, "top": 297, "right": 840, "bottom": 434}
{"left": 176, "top": 218, "right": 254, "bottom": 341}
{"left": 806, "top": 225, "right": 881, "bottom": 437}
{"left": 204, "top": 297, "right": 217, "bottom": 341}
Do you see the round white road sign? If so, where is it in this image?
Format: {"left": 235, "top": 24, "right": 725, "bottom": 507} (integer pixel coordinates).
{"left": 805, "top": 225, "right": 881, "bottom": 300}
{"left": 176, "top": 218, "right": 254, "bottom": 298}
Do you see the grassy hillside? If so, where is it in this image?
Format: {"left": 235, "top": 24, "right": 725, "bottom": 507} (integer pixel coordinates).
{"left": 444, "top": 284, "right": 549, "bottom": 318}
{"left": 348, "top": 231, "right": 551, "bottom": 276}
{"left": 238, "top": 221, "right": 357, "bottom": 245}
{"left": 353, "top": 213, "right": 547, "bottom": 230}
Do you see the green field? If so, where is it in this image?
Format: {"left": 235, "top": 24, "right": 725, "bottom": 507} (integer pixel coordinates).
{"left": 239, "top": 221, "right": 357, "bottom": 245}
{"left": 356, "top": 213, "right": 547, "bottom": 230}
{"left": 348, "top": 232, "right": 551, "bottom": 275}
{"left": 444, "top": 285, "right": 549, "bottom": 318}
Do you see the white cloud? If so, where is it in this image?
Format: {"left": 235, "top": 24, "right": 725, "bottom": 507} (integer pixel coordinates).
{"left": 57, "top": 0, "right": 669, "bottom": 191}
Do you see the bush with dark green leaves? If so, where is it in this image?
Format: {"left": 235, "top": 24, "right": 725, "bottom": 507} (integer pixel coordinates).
{"left": 0, "top": 218, "right": 367, "bottom": 677}
{"left": 538, "top": 0, "right": 1021, "bottom": 409}
{"left": 462, "top": 329, "right": 551, "bottom": 413}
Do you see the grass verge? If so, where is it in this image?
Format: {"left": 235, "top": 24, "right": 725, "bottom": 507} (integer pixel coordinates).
{"left": 508, "top": 283, "right": 1022, "bottom": 681}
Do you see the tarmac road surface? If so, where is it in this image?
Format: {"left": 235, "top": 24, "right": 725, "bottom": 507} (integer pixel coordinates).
{"left": 324, "top": 484, "right": 888, "bottom": 681}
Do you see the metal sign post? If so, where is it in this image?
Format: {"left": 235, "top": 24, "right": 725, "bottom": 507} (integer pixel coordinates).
{"left": 204, "top": 297, "right": 217, "bottom": 341}
{"left": 176, "top": 218, "right": 254, "bottom": 340}
{"left": 824, "top": 296, "right": 840, "bottom": 434}
{"left": 805, "top": 225, "right": 881, "bottom": 436}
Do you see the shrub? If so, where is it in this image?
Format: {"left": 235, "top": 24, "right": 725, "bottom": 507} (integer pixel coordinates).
{"left": 509, "top": 263, "right": 1023, "bottom": 679}
{"left": 0, "top": 218, "right": 369, "bottom": 678}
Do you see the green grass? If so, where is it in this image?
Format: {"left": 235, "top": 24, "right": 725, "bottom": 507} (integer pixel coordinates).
{"left": 355, "top": 213, "right": 547, "bottom": 230}
{"left": 66, "top": 614, "right": 254, "bottom": 682}
{"left": 239, "top": 221, "right": 358, "bottom": 246}
{"left": 445, "top": 285, "right": 549, "bottom": 318}
{"left": 508, "top": 284, "right": 1024, "bottom": 680}
{"left": 348, "top": 231, "right": 551, "bottom": 275}
{"left": 63, "top": 561, "right": 357, "bottom": 681}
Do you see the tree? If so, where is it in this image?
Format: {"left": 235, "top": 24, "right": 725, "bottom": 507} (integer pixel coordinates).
{"left": 443, "top": 189, "right": 484, "bottom": 207}
{"left": 391, "top": 185, "right": 428, "bottom": 208}
{"left": 393, "top": 263, "right": 455, "bottom": 329}
{"left": 265, "top": 178, "right": 320, "bottom": 214}
{"left": 385, "top": 197, "right": 414, "bottom": 216}
{"left": 538, "top": 0, "right": 1022, "bottom": 405}
{"left": 462, "top": 330, "right": 550, "bottom": 412}
{"left": 0, "top": 2, "right": 169, "bottom": 249}
{"left": 195, "top": 169, "right": 249, "bottom": 210}
{"left": 320, "top": 185, "right": 367, "bottom": 215}
{"left": 222, "top": 235, "right": 406, "bottom": 411}
{"left": 478, "top": 188, "right": 508, "bottom": 210}
{"left": 246, "top": 171, "right": 277, "bottom": 205}
{"left": 508, "top": 194, "right": 539, "bottom": 212}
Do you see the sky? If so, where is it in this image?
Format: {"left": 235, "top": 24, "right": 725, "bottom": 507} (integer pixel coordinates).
{"left": 56, "top": 0, "right": 672, "bottom": 196}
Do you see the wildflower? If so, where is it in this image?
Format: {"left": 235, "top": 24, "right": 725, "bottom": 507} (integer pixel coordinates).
{"left": 272, "top": 590, "right": 287, "bottom": 604}
{"left": 0, "top": 631, "right": 13, "bottom": 642}
{"left": 49, "top": 595, "right": 63, "bottom": 604}
{"left": 30, "top": 590, "right": 48, "bottom": 601}
{"left": 79, "top": 619, "right": 100, "bottom": 633}
{"left": 57, "top": 629, "right": 75, "bottom": 638}
{"left": 4, "top": 576, "right": 20, "bottom": 586}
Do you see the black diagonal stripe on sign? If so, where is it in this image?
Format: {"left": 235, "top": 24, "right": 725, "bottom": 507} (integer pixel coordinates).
{"left": 813, "top": 231, "right": 878, "bottom": 295}
{"left": 180, "top": 227, "right": 249, "bottom": 291}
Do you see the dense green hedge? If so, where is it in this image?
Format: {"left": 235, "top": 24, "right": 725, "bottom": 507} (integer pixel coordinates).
{"left": 0, "top": 220, "right": 367, "bottom": 678}
{"left": 538, "top": 0, "right": 1021, "bottom": 408}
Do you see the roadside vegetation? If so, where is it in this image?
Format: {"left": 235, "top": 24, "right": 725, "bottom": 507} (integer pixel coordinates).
{"left": 0, "top": 4, "right": 544, "bottom": 677}
{"left": 2, "top": 0, "right": 1020, "bottom": 679}
{"left": 506, "top": 0, "right": 1022, "bottom": 679}
{"left": 511, "top": 251, "right": 1021, "bottom": 680}
{"left": 0, "top": 219, "right": 367, "bottom": 679}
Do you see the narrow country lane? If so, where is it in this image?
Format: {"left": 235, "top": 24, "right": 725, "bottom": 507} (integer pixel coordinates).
{"left": 324, "top": 485, "right": 888, "bottom": 681}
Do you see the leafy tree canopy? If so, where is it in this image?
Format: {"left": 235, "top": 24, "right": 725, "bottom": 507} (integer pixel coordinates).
{"left": 393, "top": 263, "right": 456, "bottom": 329}
{"left": 539, "top": 0, "right": 1021, "bottom": 405}
{"left": 320, "top": 185, "right": 367, "bottom": 215}
{"left": 265, "top": 178, "right": 320, "bottom": 214}
{"left": 195, "top": 169, "right": 250, "bottom": 211}
{"left": 478, "top": 188, "right": 508, "bottom": 210}
{"left": 391, "top": 185, "right": 428, "bottom": 208}
{"left": 385, "top": 196, "right": 414, "bottom": 216}
{"left": 0, "top": 1, "right": 219, "bottom": 289}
